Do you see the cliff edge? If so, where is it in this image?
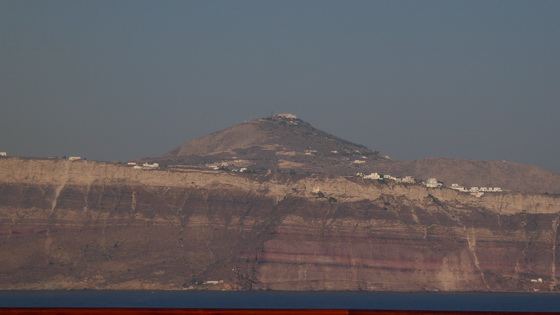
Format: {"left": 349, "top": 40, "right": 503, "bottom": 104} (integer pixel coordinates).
{"left": 1, "top": 158, "right": 559, "bottom": 291}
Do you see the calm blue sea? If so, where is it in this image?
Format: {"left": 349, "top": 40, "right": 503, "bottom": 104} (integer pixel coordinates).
{"left": 1, "top": 291, "right": 560, "bottom": 312}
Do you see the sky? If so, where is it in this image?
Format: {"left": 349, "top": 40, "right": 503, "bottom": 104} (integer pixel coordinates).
{"left": 1, "top": 1, "right": 559, "bottom": 173}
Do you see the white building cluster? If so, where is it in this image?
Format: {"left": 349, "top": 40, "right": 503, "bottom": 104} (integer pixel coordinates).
{"left": 128, "top": 162, "right": 160, "bottom": 170}
{"left": 356, "top": 172, "right": 503, "bottom": 197}
{"left": 424, "top": 179, "right": 502, "bottom": 197}
{"left": 357, "top": 172, "right": 381, "bottom": 180}
{"left": 0, "top": 152, "right": 7, "bottom": 157}
{"left": 207, "top": 164, "right": 247, "bottom": 173}
{"left": 450, "top": 183, "right": 502, "bottom": 197}
{"left": 356, "top": 172, "right": 415, "bottom": 183}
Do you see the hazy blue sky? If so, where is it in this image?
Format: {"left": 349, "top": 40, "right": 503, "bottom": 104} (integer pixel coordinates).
{"left": 1, "top": 1, "right": 559, "bottom": 173}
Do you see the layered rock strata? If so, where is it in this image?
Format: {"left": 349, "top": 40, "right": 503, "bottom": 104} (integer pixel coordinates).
{"left": 1, "top": 158, "right": 559, "bottom": 291}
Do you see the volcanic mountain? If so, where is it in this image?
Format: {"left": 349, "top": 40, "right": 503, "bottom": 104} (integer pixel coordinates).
{"left": 166, "top": 113, "right": 372, "bottom": 157}
{"left": 150, "top": 114, "right": 560, "bottom": 194}
{"left": 156, "top": 113, "right": 388, "bottom": 175}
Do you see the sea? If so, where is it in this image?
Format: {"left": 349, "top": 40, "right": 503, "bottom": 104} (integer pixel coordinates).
{"left": 1, "top": 291, "right": 560, "bottom": 312}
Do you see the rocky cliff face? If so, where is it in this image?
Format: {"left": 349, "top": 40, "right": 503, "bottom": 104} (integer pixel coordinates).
{"left": 1, "top": 158, "right": 560, "bottom": 291}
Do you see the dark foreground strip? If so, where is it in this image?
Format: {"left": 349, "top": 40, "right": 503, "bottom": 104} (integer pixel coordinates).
{"left": 0, "top": 310, "right": 553, "bottom": 315}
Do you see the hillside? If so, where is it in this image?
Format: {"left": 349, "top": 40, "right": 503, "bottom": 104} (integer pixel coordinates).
{"left": 368, "top": 158, "right": 560, "bottom": 195}
{"left": 149, "top": 114, "right": 560, "bottom": 194}
{"left": 166, "top": 114, "right": 378, "bottom": 158}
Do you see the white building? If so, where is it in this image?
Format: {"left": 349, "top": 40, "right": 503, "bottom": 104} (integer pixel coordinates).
{"left": 425, "top": 178, "right": 441, "bottom": 188}
{"left": 68, "top": 156, "right": 82, "bottom": 161}
{"left": 142, "top": 162, "right": 159, "bottom": 168}
{"left": 276, "top": 113, "right": 298, "bottom": 119}
{"left": 450, "top": 183, "right": 468, "bottom": 192}
{"left": 401, "top": 176, "right": 415, "bottom": 183}
{"left": 0, "top": 152, "right": 6, "bottom": 157}
{"left": 364, "top": 172, "right": 382, "bottom": 180}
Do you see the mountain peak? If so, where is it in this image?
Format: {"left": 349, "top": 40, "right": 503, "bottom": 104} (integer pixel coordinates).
{"left": 159, "top": 114, "right": 387, "bottom": 174}
{"left": 165, "top": 114, "right": 375, "bottom": 158}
